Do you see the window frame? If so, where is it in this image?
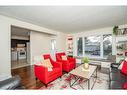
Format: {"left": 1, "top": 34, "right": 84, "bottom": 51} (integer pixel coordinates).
{"left": 51, "top": 39, "right": 56, "bottom": 51}
{"left": 76, "top": 34, "right": 112, "bottom": 59}
{"left": 103, "top": 34, "right": 112, "bottom": 58}
{"left": 76, "top": 37, "right": 83, "bottom": 57}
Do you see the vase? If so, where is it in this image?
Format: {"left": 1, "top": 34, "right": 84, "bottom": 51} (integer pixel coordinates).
{"left": 83, "top": 63, "right": 89, "bottom": 69}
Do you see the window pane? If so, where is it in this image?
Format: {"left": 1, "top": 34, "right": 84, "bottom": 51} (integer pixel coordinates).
{"left": 103, "top": 34, "right": 112, "bottom": 57}
{"left": 85, "top": 36, "right": 101, "bottom": 56}
{"left": 77, "top": 37, "right": 83, "bottom": 56}
{"left": 51, "top": 39, "right": 56, "bottom": 50}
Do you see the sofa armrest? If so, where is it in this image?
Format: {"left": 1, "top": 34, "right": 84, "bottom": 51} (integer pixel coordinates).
{"left": 0, "top": 75, "right": 22, "bottom": 90}
{"left": 67, "top": 57, "right": 76, "bottom": 67}
{"left": 61, "top": 60, "right": 70, "bottom": 68}
{"left": 111, "top": 63, "right": 120, "bottom": 68}
{"left": 34, "top": 65, "right": 48, "bottom": 80}
{"left": 34, "top": 64, "right": 48, "bottom": 74}
{"left": 67, "top": 57, "right": 75, "bottom": 61}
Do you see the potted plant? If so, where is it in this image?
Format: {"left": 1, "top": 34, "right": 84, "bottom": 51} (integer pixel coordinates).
{"left": 113, "top": 26, "right": 119, "bottom": 35}
{"left": 82, "top": 57, "right": 89, "bottom": 69}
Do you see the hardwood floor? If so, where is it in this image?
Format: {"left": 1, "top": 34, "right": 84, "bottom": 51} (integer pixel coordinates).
{"left": 11, "top": 65, "right": 44, "bottom": 89}
{"left": 11, "top": 59, "right": 30, "bottom": 69}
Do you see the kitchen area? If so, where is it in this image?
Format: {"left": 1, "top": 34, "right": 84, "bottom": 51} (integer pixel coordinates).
{"left": 11, "top": 26, "right": 31, "bottom": 69}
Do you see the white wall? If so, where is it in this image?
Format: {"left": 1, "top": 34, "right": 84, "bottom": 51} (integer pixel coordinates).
{"left": 30, "top": 31, "right": 67, "bottom": 65}
{"left": 30, "top": 31, "right": 51, "bottom": 64}
{"left": 0, "top": 15, "right": 67, "bottom": 80}
{"left": 0, "top": 19, "right": 11, "bottom": 80}
{"left": 70, "top": 24, "right": 127, "bottom": 58}
{"left": 31, "top": 31, "right": 52, "bottom": 55}
{"left": 56, "top": 32, "right": 67, "bottom": 52}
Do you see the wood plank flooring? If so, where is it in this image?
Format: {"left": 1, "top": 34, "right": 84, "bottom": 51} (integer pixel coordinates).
{"left": 11, "top": 65, "right": 44, "bottom": 89}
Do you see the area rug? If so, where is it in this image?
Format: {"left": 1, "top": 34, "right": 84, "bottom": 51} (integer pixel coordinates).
{"left": 39, "top": 71, "right": 109, "bottom": 90}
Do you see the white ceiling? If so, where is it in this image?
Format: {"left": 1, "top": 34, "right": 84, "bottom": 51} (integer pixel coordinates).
{"left": 0, "top": 6, "right": 127, "bottom": 33}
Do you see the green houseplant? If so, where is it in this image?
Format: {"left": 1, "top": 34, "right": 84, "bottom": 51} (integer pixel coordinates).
{"left": 113, "top": 26, "right": 119, "bottom": 35}
{"left": 82, "top": 57, "right": 89, "bottom": 69}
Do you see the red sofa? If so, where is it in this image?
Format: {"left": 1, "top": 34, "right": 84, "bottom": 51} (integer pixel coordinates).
{"left": 56, "top": 52, "right": 76, "bottom": 72}
{"left": 34, "top": 54, "right": 62, "bottom": 87}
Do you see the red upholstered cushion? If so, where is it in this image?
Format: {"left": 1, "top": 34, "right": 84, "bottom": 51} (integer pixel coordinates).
{"left": 48, "top": 67, "right": 61, "bottom": 77}
{"left": 123, "top": 82, "right": 127, "bottom": 89}
{"left": 121, "top": 61, "right": 127, "bottom": 75}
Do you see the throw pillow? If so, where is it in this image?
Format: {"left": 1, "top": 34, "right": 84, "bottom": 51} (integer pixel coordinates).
{"left": 48, "top": 67, "right": 53, "bottom": 71}
{"left": 42, "top": 59, "right": 53, "bottom": 68}
{"left": 62, "top": 55, "right": 67, "bottom": 60}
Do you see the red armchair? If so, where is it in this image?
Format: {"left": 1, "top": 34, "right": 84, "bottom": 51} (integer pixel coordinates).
{"left": 34, "top": 54, "right": 62, "bottom": 87}
{"left": 56, "top": 52, "right": 76, "bottom": 72}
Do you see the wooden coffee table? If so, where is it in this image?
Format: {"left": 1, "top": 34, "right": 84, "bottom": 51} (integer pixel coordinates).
{"left": 69, "top": 64, "right": 97, "bottom": 89}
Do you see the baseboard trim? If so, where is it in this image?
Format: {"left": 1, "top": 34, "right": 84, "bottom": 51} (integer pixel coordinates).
{"left": 11, "top": 64, "right": 31, "bottom": 69}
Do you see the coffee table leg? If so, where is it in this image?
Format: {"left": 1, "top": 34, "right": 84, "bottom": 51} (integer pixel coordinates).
{"left": 70, "top": 78, "right": 80, "bottom": 87}
{"left": 96, "top": 68, "right": 97, "bottom": 78}
{"left": 88, "top": 79, "right": 90, "bottom": 90}
{"left": 91, "top": 68, "right": 98, "bottom": 90}
{"left": 70, "top": 74, "right": 80, "bottom": 87}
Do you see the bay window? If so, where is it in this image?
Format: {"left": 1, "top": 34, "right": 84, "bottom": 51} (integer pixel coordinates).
{"left": 77, "top": 34, "right": 112, "bottom": 58}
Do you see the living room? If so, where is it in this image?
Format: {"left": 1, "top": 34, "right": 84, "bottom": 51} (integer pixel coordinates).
{"left": 0, "top": 4, "right": 127, "bottom": 95}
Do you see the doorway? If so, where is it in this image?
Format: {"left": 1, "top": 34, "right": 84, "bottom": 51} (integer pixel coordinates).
{"left": 11, "top": 26, "right": 31, "bottom": 69}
